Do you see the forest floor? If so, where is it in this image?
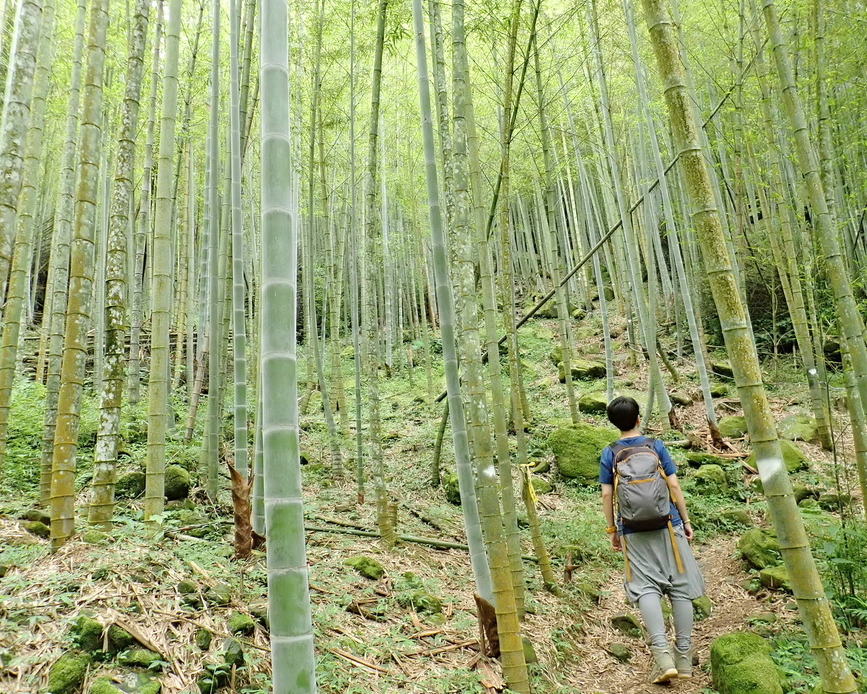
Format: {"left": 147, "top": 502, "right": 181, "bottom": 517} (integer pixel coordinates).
{"left": 1, "top": 312, "right": 866, "bottom": 694}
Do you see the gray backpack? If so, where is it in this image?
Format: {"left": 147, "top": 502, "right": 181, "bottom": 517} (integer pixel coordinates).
{"left": 610, "top": 439, "right": 673, "bottom": 532}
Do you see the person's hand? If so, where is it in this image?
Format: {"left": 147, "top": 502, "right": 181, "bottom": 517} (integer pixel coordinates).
{"left": 684, "top": 521, "right": 694, "bottom": 541}
{"left": 610, "top": 531, "right": 622, "bottom": 552}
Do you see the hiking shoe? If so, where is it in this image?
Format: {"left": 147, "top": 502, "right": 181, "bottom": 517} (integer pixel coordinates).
{"left": 649, "top": 646, "right": 678, "bottom": 684}
{"left": 673, "top": 646, "right": 693, "bottom": 678}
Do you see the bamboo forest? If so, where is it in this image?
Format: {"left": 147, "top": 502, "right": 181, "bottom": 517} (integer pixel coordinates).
{"left": 2, "top": 0, "right": 867, "bottom": 691}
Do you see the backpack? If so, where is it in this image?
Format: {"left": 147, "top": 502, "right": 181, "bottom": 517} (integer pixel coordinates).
{"left": 610, "top": 438, "right": 673, "bottom": 532}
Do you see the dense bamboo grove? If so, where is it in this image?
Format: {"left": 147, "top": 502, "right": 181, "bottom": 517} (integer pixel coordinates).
{"left": 1, "top": 0, "right": 866, "bottom": 691}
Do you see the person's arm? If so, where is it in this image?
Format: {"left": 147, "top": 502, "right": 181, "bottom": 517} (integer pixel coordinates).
{"left": 602, "top": 483, "right": 621, "bottom": 551}
{"left": 666, "top": 474, "right": 694, "bottom": 540}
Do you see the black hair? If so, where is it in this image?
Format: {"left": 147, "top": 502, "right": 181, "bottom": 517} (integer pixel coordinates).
{"left": 607, "top": 396, "right": 640, "bottom": 431}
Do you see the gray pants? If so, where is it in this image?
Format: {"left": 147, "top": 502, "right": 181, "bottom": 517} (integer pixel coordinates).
{"left": 638, "top": 593, "right": 693, "bottom": 651}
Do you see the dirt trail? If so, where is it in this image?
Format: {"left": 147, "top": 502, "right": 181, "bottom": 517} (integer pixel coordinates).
{"left": 566, "top": 535, "right": 786, "bottom": 693}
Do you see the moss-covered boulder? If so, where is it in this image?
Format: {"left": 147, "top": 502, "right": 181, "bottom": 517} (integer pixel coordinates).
{"left": 720, "top": 509, "right": 752, "bottom": 527}
{"left": 443, "top": 472, "right": 461, "bottom": 505}
{"left": 118, "top": 649, "right": 163, "bottom": 668}
{"left": 115, "top": 471, "right": 145, "bottom": 499}
{"left": 710, "top": 382, "right": 728, "bottom": 397}
{"left": 531, "top": 478, "right": 553, "bottom": 495}
{"left": 223, "top": 638, "right": 245, "bottom": 668}
{"left": 70, "top": 615, "right": 104, "bottom": 653}
{"left": 23, "top": 520, "right": 50, "bottom": 538}
{"left": 397, "top": 590, "right": 442, "bottom": 614}
{"left": 558, "top": 359, "right": 606, "bottom": 382}
{"left": 711, "top": 362, "right": 735, "bottom": 379}
{"left": 693, "top": 464, "right": 729, "bottom": 495}
{"left": 693, "top": 596, "right": 713, "bottom": 621}
{"left": 670, "top": 391, "right": 693, "bottom": 406}
{"left": 345, "top": 556, "right": 385, "bottom": 580}
{"left": 548, "top": 423, "right": 615, "bottom": 483}
{"left": 88, "top": 677, "right": 122, "bottom": 694}
{"left": 759, "top": 565, "right": 791, "bottom": 592}
{"left": 164, "top": 465, "right": 191, "bottom": 500}
{"left": 207, "top": 584, "right": 233, "bottom": 607}
{"left": 817, "top": 492, "right": 852, "bottom": 511}
{"left": 719, "top": 416, "right": 748, "bottom": 439}
{"left": 710, "top": 632, "right": 783, "bottom": 694}
{"left": 549, "top": 345, "right": 563, "bottom": 365}
{"left": 793, "top": 483, "right": 818, "bottom": 504}
{"left": 107, "top": 625, "right": 137, "bottom": 653}
{"left": 21, "top": 508, "right": 51, "bottom": 525}
{"left": 800, "top": 506, "right": 840, "bottom": 542}
{"left": 607, "top": 642, "right": 631, "bottom": 663}
{"left": 746, "top": 439, "right": 808, "bottom": 473}
{"left": 578, "top": 392, "right": 608, "bottom": 414}
{"left": 738, "top": 528, "right": 781, "bottom": 570}
{"left": 195, "top": 629, "right": 213, "bottom": 651}
{"left": 685, "top": 451, "right": 729, "bottom": 468}
{"left": 610, "top": 613, "right": 643, "bottom": 639}
{"left": 227, "top": 612, "right": 256, "bottom": 636}
{"left": 48, "top": 652, "right": 90, "bottom": 694}
{"left": 777, "top": 414, "right": 819, "bottom": 443}
{"left": 522, "top": 637, "right": 538, "bottom": 664}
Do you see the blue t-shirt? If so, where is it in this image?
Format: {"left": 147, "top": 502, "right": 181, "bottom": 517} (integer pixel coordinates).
{"left": 599, "top": 435, "right": 682, "bottom": 534}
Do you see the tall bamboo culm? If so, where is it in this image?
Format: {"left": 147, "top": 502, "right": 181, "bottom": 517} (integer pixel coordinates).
{"left": 640, "top": 0, "right": 856, "bottom": 690}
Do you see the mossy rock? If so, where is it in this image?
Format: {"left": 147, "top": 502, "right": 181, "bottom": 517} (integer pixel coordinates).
{"left": 107, "top": 625, "right": 137, "bottom": 653}
{"left": 558, "top": 359, "right": 606, "bottom": 382}
{"left": 443, "top": 472, "right": 461, "bottom": 505}
{"left": 0, "top": 564, "right": 9, "bottom": 577}
{"left": 817, "top": 492, "right": 852, "bottom": 511}
{"left": 719, "top": 416, "right": 748, "bottom": 439}
{"left": 578, "top": 392, "right": 608, "bottom": 414}
{"left": 531, "top": 478, "right": 553, "bottom": 495}
{"left": 758, "top": 566, "right": 791, "bottom": 592}
{"left": 81, "top": 530, "right": 107, "bottom": 544}
{"left": 548, "top": 423, "right": 615, "bottom": 484}
{"left": 685, "top": 451, "right": 729, "bottom": 468}
{"left": 20, "top": 508, "right": 51, "bottom": 525}
{"left": 195, "top": 629, "right": 213, "bottom": 651}
{"left": 738, "top": 528, "right": 781, "bottom": 570}
{"left": 164, "top": 465, "right": 191, "bottom": 500}
{"left": 693, "top": 596, "right": 713, "bottom": 621}
{"left": 710, "top": 632, "right": 783, "bottom": 694}
{"left": 223, "top": 638, "right": 244, "bottom": 668}
{"left": 793, "top": 483, "right": 818, "bottom": 504}
{"left": 88, "top": 677, "right": 122, "bottom": 694}
{"left": 800, "top": 506, "right": 840, "bottom": 543}
{"left": 522, "top": 637, "right": 538, "bottom": 664}
{"left": 710, "top": 382, "right": 728, "bottom": 398}
{"left": 610, "top": 613, "right": 643, "bottom": 639}
{"left": 777, "top": 414, "right": 819, "bottom": 444}
{"left": 164, "top": 499, "right": 196, "bottom": 511}
{"left": 249, "top": 603, "right": 269, "bottom": 629}
{"left": 70, "top": 615, "right": 104, "bottom": 653}
{"left": 747, "top": 612, "right": 778, "bottom": 626}
{"left": 711, "top": 362, "right": 735, "bottom": 379}
{"left": 549, "top": 345, "right": 564, "bottom": 365}
{"left": 227, "top": 612, "right": 256, "bottom": 636}
{"left": 207, "top": 584, "right": 233, "bottom": 607}
{"left": 397, "top": 590, "right": 442, "bottom": 614}
{"left": 346, "top": 555, "right": 386, "bottom": 580}
{"left": 115, "top": 471, "right": 145, "bottom": 499}
{"left": 48, "top": 652, "right": 90, "bottom": 694}
{"left": 720, "top": 509, "right": 752, "bottom": 528}
{"left": 118, "top": 648, "right": 163, "bottom": 668}
{"left": 746, "top": 439, "right": 808, "bottom": 473}
{"left": 23, "top": 520, "right": 50, "bottom": 539}
{"left": 669, "top": 391, "right": 693, "bottom": 406}
{"left": 606, "top": 642, "right": 631, "bottom": 662}
{"left": 693, "top": 464, "right": 729, "bottom": 494}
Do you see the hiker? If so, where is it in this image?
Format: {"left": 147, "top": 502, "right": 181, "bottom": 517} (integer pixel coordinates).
{"left": 600, "top": 395, "right": 706, "bottom": 684}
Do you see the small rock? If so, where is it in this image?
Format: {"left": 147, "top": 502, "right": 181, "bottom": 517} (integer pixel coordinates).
{"left": 88, "top": 677, "right": 122, "bottom": 694}
{"left": 107, "top": 625, "right": 137, "bottom": 653}
{"left": 197, "top": 662, "right": 230, "bottom": 693}
{"left": 709, "top": 382, "right": 728, "bottom": 398}
{"left": 48, "top": 652, "right": 90, "bottom": 694}
{"left": 746, "top": 439, "right": 808, "bottom": 473}
{"left": 115, "top": 471, "right": 146, "bottom": 499}
{"left": 738, "top": 528, "right": 781, "bottom": 570}
{"left": 443, "top": 473, "right": 461, "bottom": 505}
{"left": 694, "top": 464, "right": 729, "bottom": 494}
{"left": 759, "top": 565, "right": 792, "bottom": 592}
{"left": 578, "top": 392, "right": 608, "bottom": 414}
{"left": 20, "top": 508, "right": 51, "bottom": 525}
{"left": 720, "top": 509, "right": 752, "bottom": 527}
{"left": 611, "top": 613, "right": 643, "bottom": 639}
{"left": 81, "top": 530, "right": 106, "bottom": 545}
{"left": 670, "top": 391, "right": 693, "bottom": 406}
{"left": 227, "top": 612, "right": 256, "bottom": 636}
{"left": 164, "top": 465, "right": 192, "bottom": 500}
{"left": 747, "top": 612, "right": 778, "bottom": 626}
{"left": 249, "top": 603, "right": 269, "bottom": 629}
{"left": 531, "top": 459, "right": 550, "bottom": 474}
{"left": 223, "top": 638, "right": 244, "bottom": 668}
{"left": 521, "top": 637, "right": 538, "bottom": 665}
{"left": 207, "top": 584, "right": 233, "bottom": 607}
{"left": 718, "top": 416, "right": 748, "bottom": 439}
{"left": 165, "top": 499, "right": 196, "bottom": 511}
{"left": 685, "top": 451, "right": 729, "bottom": 467}
{"left": 0, "top": 564, "right": 9, "bottom": 577}
{"left": 118, "top": 648, "right": 162, "bottom": 668}
{"left": 607, "top": 642, "right": 631, "bottom": 663}
{"left": 345, "top": 555, "right": 386, "bottom": 580}
{"left": 711, "top": 361, "right": 734, "bottom": 378}
{"left": 23, "top": 520, "right": 50, "bottom": 539}
{"left": 398, "top": 590, "right": 442, "bottom": 614}
{"left": 177, "top": 579, "right": 198, "bottom": 594}
{"left": 558, "top": 359, "right": 606, "bottom": 382}
{"left": 70, "top": 615, "right": 104, "bottom": 653}
{"left": 777, "top": 414, "right": 819, "bottom": 444}
{"left": 817, "top": 492, "right": 852, "bottom": 511}
{"left": 793, "top": 484, "right": 817, "bottom": 504}
{"left": 531, "top": 478, "right": 553, "bottom": 495}
{"left": 693, "top": 596, "right": 713, "bottom": 620}
{"left": 195, "top": 629, "right": 213, "bottom": 651}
